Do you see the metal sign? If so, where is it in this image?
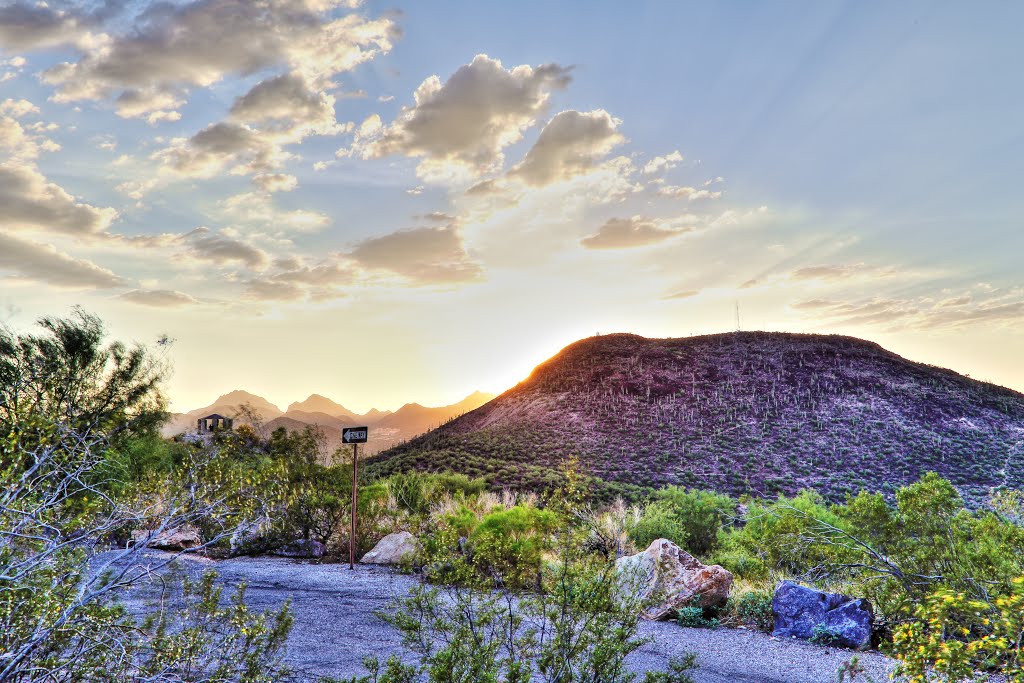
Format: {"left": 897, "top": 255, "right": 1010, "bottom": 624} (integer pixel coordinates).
{"left": 342, "top": 426, "right": 368, "bottom": 443}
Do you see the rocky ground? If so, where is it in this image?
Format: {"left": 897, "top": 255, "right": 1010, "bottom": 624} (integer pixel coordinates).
{"left": 98, "top": 551, "right": 896, "bottom": 683}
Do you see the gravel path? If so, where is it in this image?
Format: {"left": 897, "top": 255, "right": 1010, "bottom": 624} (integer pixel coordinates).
{"left": 102, "top": 552, "right": 896, "bottom": 683}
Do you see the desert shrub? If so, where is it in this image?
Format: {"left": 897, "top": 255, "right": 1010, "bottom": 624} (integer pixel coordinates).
{"left": 581, "top": 498, "right": 641, "bottom": 559}
{"left": 358, "top": 479, "right": 700, "bottom": 683}
{"left": 711, "top": 547, "right": 768, "bottom": 581}
{"left": 732, "top": 590, "right": 774, "bottom": 632}
{"left": 721, "top": 489, "right": 847, "bottom": 577}
{"left": 651, "top": 487, "right": 734, "bottom": 556}
{"left": 0, "top": 310, "right": 293, "bottom": 682}
{"left": 890, "top": 577, "right": 1024, "bottom": 682}
{"left": 809, "top": 624, "right": 842, "bottom": 647}
{"left": 629, "top": 501, "right": 688, "bottom": 551}
{"left": 469, "top": 504, "right": 559, "bottom": 588}
{"left": 642, "top": 655, "right": 699, "bottom": 683}
{"left": 676, "top": 607, "right": 719, "bottom": 629}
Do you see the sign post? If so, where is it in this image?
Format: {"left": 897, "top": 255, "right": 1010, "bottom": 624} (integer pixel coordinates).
{"left": 342, "top": 426, "right": 368, "bottom": 570}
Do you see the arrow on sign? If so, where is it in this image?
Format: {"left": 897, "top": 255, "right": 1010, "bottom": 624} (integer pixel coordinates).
{"left": 342, "top": 427, "right": 368, "bottom": 443}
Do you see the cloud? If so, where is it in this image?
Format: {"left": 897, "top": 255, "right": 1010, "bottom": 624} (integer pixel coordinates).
{"left": 242, "top": 256, "right": 353, "bottom": 301}
{"left": 790, "top": 263, "right": 899, "bottom": 281}
{"left": 39, "top": 0, "right": 395, "bottom": 120}
{"left": 120, "top": 289, "right": 199, "bottom": 307}
{"left": 642, "top": 150, "right": 683, "bottom": 175}
{"left": 662, "top": 290, "right": 700, "bottom": 300}
{"left": 0, "top": 164, "right": 117, "bottom": 235}
{"left": 0, "top": 2, "right": 104, "bottom": 52}
{"left": 243, "top": 279, "right": 305, "bottom": 301}
{"left": 580, "top": 216, "right": 691, "bottom": 250}
{"left": 220, "top": 192, "right": 331, "bottom": 232}
{"left": 153, "top": 122, "right": 279, "bottom": 178}
{"left": 230, "top": 73, "right": 337, "bottom": 130}
{"left": 152, "top": 73, "right": 353, "bottom": 180}
{"left": 657, "top": 185, "right": 723, "bottom": 201}
{"left": 253, "top": 173, "right": 298, "bottom": 193}
{"left": 350, "top": 226, "right": 482, "bottom": 284}
{"left": 792, "top": 286, "right": 1024, "bottom": 332}
{"left": 509, "top": 109, "right": 625, "bottom": 186}
{"left": 0, "top": 232, "right": 124, "bottom": 289}
{"left": 355, "top": 54, "right": 572, "bottom": 179}
{"left": 181, "top": 227, "right": 269, "bottom": 268}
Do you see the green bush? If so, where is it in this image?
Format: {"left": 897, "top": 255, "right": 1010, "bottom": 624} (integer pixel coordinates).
{"left": 676, "top": 606, "right": 719, "bottom": 629}
{"left": 652, "top": 487, "right": 734, "bottom": 556}
{"left": 629, "top": 501, "right": 688, "bottom": 550}
{"left": 733, "top": 590, "right": 774, "bottom": 632}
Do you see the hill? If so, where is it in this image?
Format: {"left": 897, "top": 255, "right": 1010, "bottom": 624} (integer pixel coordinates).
{"left": 286, "top": 394, "right": 360, "bottom": 420}
{"left": 369, "top": 332, "right": 1024, "bottom": 505}
{"left": 373, "top": 391, "right": 496, "bottom": 436}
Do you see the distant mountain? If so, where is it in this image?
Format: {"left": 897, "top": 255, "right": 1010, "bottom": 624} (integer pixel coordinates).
{"left": 373, "top": 391, "right": 496, "bottom": 438}
{"left": 286, "top": 394, "right": 358, "bottom": 420}
{"left": 160, "top": 389, "right": 490, "bottom": 457}
{"left": 281, "top": 410, "right": 347, "bottom": 430}
{"left": 192, "top": 390, "right": 283, "bottom": 420}
{"left": 370, "top": 333, "right": 1024, "bottom": 505}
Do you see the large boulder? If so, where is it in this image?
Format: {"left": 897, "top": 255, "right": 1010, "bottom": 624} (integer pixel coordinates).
{"left": 229, "top": 515, "right": 280, "bottom": 556}
{"left": 772, "top": 580, "right": 873, "bottom": 650}
{"left": 361, "top": 531, "right": 418, "bottom": 565}
{"left": 615, "top": 538, "right": 733, "bottom": 620}
{"left": 271, "top": 539, "right": 326, "bottom": 559}
{"left": 130, "top": 525, "right": 202, "bottom": 551}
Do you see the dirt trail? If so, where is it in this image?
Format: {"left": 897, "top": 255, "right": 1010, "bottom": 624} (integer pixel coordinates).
{"left": 103, "top": 552, "right": 896, "bottom": 683}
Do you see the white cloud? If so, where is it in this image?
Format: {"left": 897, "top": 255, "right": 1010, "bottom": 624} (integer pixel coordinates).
{"left": 120, "top": 289, "right": 200, "bottom": 307}
{"left": 39, "top": 0, "right": 395, "bottom": 120}
{"left": 0, "top": 232, "right": 124, "bottom": 289}
{"left": 253, "top": 173, "right": 299, "bottom": 193}
{"left": 350, "top": 226, "right": 482, "bottom": 284}
{"left": 355, "top": 54, "right": 572, "bottom": 180}
{"left": 580, "top": 216, "right": 692, "bottom": 249}
{"left": 0, "top": 2, "right": 105, "bottom": 52}
{"left": 180, "top": 227, "right": 269, "bottom": 268}
{"left": 0, "top": 164, "right": 117, "bottom": 236}
{"left": 510, "top": 109, "right": 625, "bottom": 186}
{"left": 220, "top": 192, "right": 331, "bottom": 232}
{"left": 642, "top": 150, "right": 682, "bottom": 175}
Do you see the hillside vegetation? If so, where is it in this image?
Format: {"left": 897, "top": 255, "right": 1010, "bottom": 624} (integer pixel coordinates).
{"left": 370, "top": 332, "right": 1024, "bottom": 504}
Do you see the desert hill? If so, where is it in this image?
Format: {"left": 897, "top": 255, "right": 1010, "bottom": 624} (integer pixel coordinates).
{"left": 369, "top": 332, "right": 1024, "bottom": 505}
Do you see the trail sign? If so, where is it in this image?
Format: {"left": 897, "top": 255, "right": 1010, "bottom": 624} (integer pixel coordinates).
{"left": 342, "top": 426, "right": 368, "bottom": 443}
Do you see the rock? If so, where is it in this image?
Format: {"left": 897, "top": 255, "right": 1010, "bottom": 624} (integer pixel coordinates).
{"left": 614, "top": 538, "right": 733, "bottom": 620}
{"left": 772, "top": 580, "right": 873, "bottom": 650}
{"left": 360, "top": 531, "right": 418, "bottom": 565}
{"left": 130, "top": 525, "right": 202, "bottom": 551}
{"left": 271, "top": 539, "right": 326, "bottom": 559}
{"left": 230, "top": 515, "right": 279, "bottom": 556}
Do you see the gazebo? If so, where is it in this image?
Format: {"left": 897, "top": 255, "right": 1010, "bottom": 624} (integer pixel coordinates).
{"left": 197, "top": 413, "right": 233, "bottom": 433}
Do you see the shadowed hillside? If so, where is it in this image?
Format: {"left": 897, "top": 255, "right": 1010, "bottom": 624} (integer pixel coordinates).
{"left": 369, "top": 332, "right": 1024, "bottom": 504}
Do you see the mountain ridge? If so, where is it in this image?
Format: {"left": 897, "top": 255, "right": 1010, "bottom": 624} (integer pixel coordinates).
{"left": 369, "top": 332, "right": 1024, "bottom": 504}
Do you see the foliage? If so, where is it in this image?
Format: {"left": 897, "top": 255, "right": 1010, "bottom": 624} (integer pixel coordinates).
{"left": 890, "top": 578, "right": 1024, "bottom": 682}
{"left": 0, "top": 308, "right": 166, "bottom": 443}
{"left": 0, "top": 311, "right": 293, "bottom": 682}
{"left": 648, "top": 487, "right": 733, "bottom": 556}
{"left": 676, "top": 607, "right": 719, "bottom": 630}
{"left": 136, "top": 570, "right": 293, "bottom": 682}
{"left": 809, "top": 625, "right": 843, "bottom": 647}
{"left": 353, "top": 475, "right": 700, "bottom": 683}
{"left": 641, "top": 655, "right": 698, "bottom": 683}
{"left": 629, "top": 501, "right": 688, "bottom": 552}
{"left": 731, "top": 590, "right": 774, "bottom": 632}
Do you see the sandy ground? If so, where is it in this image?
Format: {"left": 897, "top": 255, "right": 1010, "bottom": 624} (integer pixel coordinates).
{"left": 99, "top": 551, "right": 896, "bottom": 683}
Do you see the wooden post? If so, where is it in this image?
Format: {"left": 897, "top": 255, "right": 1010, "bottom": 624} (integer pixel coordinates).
{"left": 349, "top": 442, "right": 358, "bottom": 570}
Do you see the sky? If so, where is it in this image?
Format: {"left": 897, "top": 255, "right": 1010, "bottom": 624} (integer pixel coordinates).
{"left": 0, "top": 0, "right": 1022, "bottom": 413}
